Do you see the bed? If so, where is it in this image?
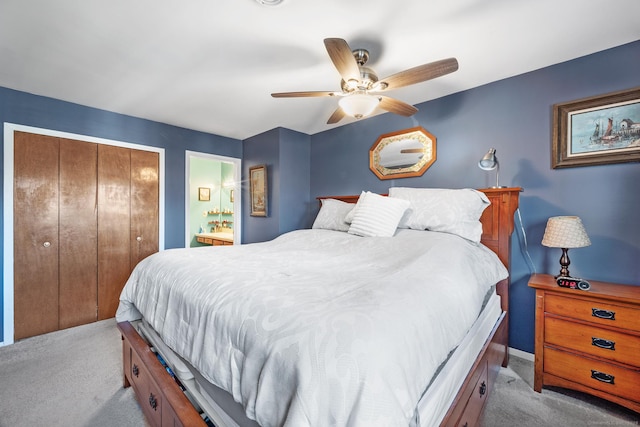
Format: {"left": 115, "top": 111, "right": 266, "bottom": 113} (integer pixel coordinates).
{"left": 116, "top": 186, "right": 520, "bottom": 427}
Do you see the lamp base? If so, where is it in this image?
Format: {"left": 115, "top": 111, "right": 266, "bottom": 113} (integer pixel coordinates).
{"left": 556, "top": 247, "right": 571, "bottom": 279}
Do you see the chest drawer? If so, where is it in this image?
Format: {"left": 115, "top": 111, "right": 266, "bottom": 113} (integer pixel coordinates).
{"left": 456, "top": 361, "right": 489, "bottom": 427}
{"left": 130, "top": 348, "right": 163, "bottom": 426}
{"left": 545, "top": 317, "right": 640, "bottom": 367}
{"left": 544, "top": 347, "right": 640, "bottom": 400}
{"left": 545, "top": 294, "right": 640, "bottom": 331}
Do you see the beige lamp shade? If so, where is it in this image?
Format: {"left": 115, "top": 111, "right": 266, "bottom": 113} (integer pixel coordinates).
{"left": 541, "top": 216, "right": 591, "bottom": 248}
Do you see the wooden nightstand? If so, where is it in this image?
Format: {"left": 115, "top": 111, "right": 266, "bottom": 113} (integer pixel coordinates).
{"left": 528, "top": 273, "right": 640, "bottom": 413}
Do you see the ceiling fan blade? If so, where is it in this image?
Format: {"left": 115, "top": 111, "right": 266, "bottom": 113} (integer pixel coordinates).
{"left": 327, "top": 107, "right": 346, "bottom": 124}
{"left": 379, "top": 96, "right": 418, "bottom": 117}
{"left": 378, "top": 58, "right": 459, "bottom": 91}
{"left": 271, "top": 91, "right": 336, "bottom": 98}
{"left": 324, "top": 38, "right": 361, "bottom": 83}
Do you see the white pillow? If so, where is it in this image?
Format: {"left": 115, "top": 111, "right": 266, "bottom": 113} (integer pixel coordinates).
{"left": 348, "top": 191, "right": 410, "bottom": 237}
{"left": 312, "top": 198, "right": 354, "bottom": 232}
{"left": 388, "top": 187, "right": 490, "bottom": 242}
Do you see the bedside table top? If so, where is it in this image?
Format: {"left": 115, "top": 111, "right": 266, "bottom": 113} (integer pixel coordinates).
{"left": 528, "top": 273, "right": 640, "bottom": 305}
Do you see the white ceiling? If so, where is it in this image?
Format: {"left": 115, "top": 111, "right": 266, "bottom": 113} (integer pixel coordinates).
{"left": 1, "top": 0, "right": 639, "bottom": 141}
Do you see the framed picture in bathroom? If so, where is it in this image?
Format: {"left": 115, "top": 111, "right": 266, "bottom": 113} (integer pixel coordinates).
{"left": 198, "top": 187, "right": 210, "bottom": 201}
{"left": 249, "top": 164, "right": 267, "bottom": 217}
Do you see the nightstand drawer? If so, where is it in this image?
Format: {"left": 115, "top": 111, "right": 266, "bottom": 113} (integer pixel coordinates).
{"left": 544, "top": 347, "right": 640, "bottom": 400}
{"left": 545, "top": 294, "right": 640, "bottom": 331}
{"left": 545, "top": 317, "right": 640, "bottom": 367}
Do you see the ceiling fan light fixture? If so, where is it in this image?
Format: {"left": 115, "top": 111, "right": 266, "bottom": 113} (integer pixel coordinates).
{"left": 271, "top": 38, "right": 459, "bottom": 124}
{"left": 339, "top": 93, "right": 380, "bottom": 119}
{"left": 344, "top": 79, "right": 360, "bottom": 91}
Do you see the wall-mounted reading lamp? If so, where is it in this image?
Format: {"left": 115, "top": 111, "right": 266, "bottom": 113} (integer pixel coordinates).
{"left": 478, "top": 148, "right": 505, "bottom": 188}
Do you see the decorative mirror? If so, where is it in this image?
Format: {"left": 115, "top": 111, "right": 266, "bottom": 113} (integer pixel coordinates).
{"left": 369, "top": 126, "right": 437, "bottom": 180}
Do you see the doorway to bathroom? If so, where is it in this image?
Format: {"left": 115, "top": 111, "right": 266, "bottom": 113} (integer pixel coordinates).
{"left": 185, "top": 151, "right": 241, "bottom": 247}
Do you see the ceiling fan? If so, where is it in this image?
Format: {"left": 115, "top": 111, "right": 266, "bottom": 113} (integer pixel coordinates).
{"left": 271, "top": 38, "right": 459, "bottom": 124}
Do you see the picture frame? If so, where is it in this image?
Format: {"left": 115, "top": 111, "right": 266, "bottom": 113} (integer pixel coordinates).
{"left": 249, "top": 164, "right": 267, "bottom": 217}
{"left": 369, "top": 126, "right": 436, "bottom": 180}
{"left": 198, "top": 187, "right": 210, "bottom": 201}
{"left": 552, "top": 87, "right": 640, "bottom": 168}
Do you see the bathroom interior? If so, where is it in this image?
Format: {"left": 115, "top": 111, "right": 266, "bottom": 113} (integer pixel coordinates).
{"left": 188, "top": 155, "right": 237, "bottom": 247}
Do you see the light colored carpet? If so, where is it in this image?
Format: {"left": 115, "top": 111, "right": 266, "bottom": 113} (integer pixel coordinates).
{"left": 0, "top": 319, "right": 638, "bottom": 426}
{"left": 0, "top": 319, "right": 147, "bottom": 427}
{"left": 481, "top": 355, "right": 639, "bottom": 427}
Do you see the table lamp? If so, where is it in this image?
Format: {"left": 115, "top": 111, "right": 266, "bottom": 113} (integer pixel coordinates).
{"left": 541, "top": 216, "right": 591, "bottom": 278}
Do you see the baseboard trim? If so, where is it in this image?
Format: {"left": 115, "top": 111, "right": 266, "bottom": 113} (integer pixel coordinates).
{"left": 509, "top": 347, "right": 534, "bottom": 362}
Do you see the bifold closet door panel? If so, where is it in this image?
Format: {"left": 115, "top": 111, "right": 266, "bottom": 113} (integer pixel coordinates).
{"left": 130, "top": 149, "right": 159, "bottom": 268}
{"left": 59, "top": 138, "right": 98, "bottom": 329}
{"left": 13, "top": 132, "right": 60, "bottom": 340}
{"left": 97, "top": 144, "right": 131, "bottom": 320}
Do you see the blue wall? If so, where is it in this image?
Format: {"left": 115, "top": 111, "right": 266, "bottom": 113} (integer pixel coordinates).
{"left": 278, "top": 128, "right": 312, "bottom": 233}
{"left": 0, "top": 87, "right": 242, "bottom": 342}
{"left": 242, "top": 127, "right": 311, "bottom": 243}
{"left": 243, "top": 128, "right": 281, "bottom": 243}
{"left": 309, "top": 41, "right": 640, "bottom": 353}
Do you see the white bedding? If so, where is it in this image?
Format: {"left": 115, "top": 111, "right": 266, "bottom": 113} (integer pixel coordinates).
{"left": 116, "top": 228, "right": 508, "bottom": 427}
{"left": 416, "top": 291, "right": 502, "bottom": 427}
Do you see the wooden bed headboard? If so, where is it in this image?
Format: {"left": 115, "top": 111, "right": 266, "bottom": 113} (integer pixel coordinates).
{"left": 317, "top": 187, "right": 521, "bottom": 270}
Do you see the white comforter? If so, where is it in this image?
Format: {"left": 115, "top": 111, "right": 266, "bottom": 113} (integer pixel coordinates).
{"left": 116, "top": 229, "right": 508, "bottom": 427}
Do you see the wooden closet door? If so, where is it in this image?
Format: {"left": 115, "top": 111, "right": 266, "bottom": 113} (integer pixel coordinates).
{"left": 59, "top": 138, "right": 98, "bottom": 329}
{"left": 13, "top": 132, "right": 60, "bottom": 340}
{"left": 130, "top": 149, "right": 159, "bottom": 268}
{"left": 97, "top": 145, "right": 131, "bottom": 320}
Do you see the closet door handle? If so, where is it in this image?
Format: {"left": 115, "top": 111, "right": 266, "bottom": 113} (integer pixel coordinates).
{"left": 136, "top": 236, "right": 143, "bottom": 242}
{"left": 43, "top": 241, "right": 51, "bottom": 248}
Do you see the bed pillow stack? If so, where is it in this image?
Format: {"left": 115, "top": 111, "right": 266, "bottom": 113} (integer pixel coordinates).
{"left": 388, "top": 187, "right": 490, "bottom": 242}
{"left": 311, "top": 198, "right": 354, "bottom": 232}
{"left": 347, "top": 191, "right": 410, "bottom": 237}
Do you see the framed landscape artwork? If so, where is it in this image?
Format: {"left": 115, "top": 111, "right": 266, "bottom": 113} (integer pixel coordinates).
{"left": 552, "top": 87, "right": 640, "bottom": 168}
{"left": 249, "top": 164, "right": 267, "bottom": 217}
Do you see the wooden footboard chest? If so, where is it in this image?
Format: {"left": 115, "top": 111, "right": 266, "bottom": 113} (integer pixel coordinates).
{"left": 118, "top": 321, "right": 207, "bottom": 427}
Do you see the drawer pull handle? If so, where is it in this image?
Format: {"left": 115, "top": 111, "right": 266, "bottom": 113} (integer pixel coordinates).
{"left": 591, "top": 370, "right": 615, "bottom": 384}
{"left": 132, "top": 364, "right": 139, "bottom": 378}
{"left": 591, "top": 337, "right": 615, "bottom": 350}
{"left": 478, "top": 381, "right": 487, "bottom": 396}
{"left": 592, "top": 308, "right": 615, "bottom": 320}
{"left": 149, "top": 393, "right": 158, "bottom": 410}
